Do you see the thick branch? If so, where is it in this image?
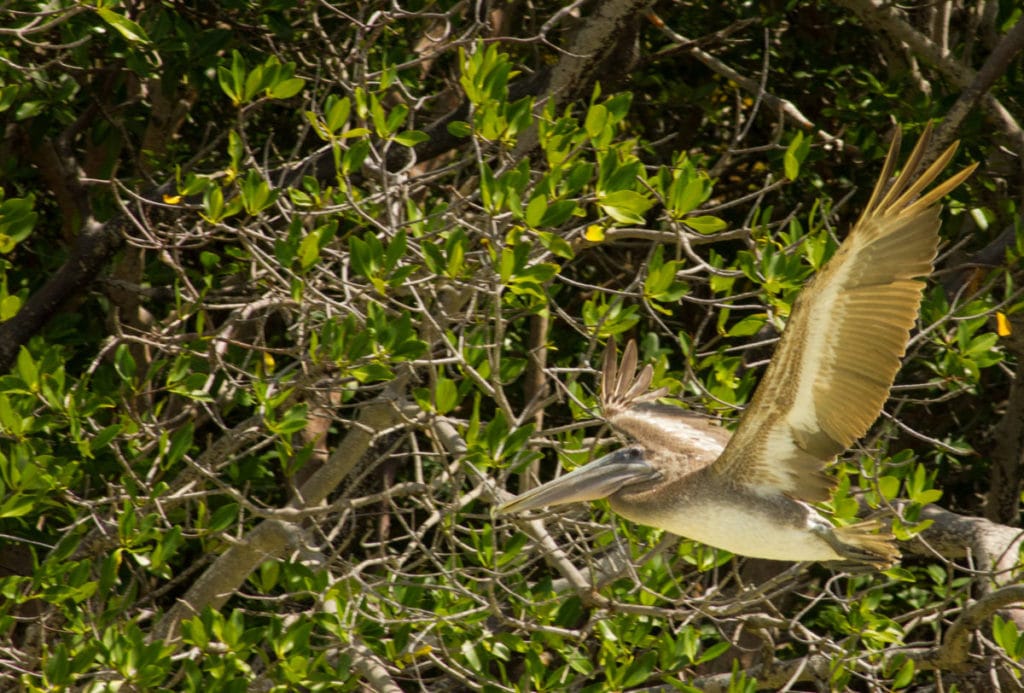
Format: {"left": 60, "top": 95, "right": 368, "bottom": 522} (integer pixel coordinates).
{"left": 899, "top": 503, "right": 1024, "bottom": 586}
{"left": 17, "top": 132, "right": 90, "bottom": 240}
{"left": 929, "top": 12, "right": 1024, "bottom": 161}
{"left": 348, "top": 636, "right": 404, "bottom": 693}
{"left": 151, "top": 380, "right": 407, "bottom": 642}
{"left": 839, "top": 0, "right": 1024, "bottom": 159}
{"left": 942, "top": 585, "right": 1024, "bottom": 667}
{"left": 985, "top": 356, "right": 1024, "bottom": 523}
{"left": 651, "top": 18, "right": 818, "bottom": 135}
{"left": 0, "top": 215, "right": 125, "bottom": 373}
{"left": 513, "top": 0, "right": 651, "bottom": 157}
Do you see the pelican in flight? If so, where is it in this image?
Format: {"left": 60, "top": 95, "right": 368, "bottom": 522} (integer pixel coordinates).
{"left": 499, "top": 126, "right": 976, "bottom": 568}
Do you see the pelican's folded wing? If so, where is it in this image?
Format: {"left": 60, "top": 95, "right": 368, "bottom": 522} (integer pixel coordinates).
{"left": 601, "top": 339, "right": 730, "bottom": 470}
{"left": 711, "top": 125, "right": 976, "bottom": 501}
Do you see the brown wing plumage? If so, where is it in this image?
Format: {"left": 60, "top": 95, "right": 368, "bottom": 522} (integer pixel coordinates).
{"left": 601, "top": 339, "right": 729, "bottom": 469}
{"left": 711, "top": 124, "right": 976, "bottom": 500}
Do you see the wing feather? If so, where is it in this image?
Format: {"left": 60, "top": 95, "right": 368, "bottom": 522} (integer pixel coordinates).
{"left": 600, "top": 339, "right": 728, "bottom": 470}
{"left": 711, "top": 124, "right": 976, "bottom": 500}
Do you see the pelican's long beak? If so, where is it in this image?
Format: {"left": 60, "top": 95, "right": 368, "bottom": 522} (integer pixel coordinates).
{"left": 497, "top": 447, "right": 660, "bottom": 514}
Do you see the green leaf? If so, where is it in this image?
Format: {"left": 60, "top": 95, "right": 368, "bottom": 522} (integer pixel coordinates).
{"left": 784, "top": 130, "right": 810, "bottom": 181}
{"left": 602, "top": 159, "right": 643, "bottom": 194}
{"left": 447, "top": 121, "right": 472, "bottom": 137}
{"left": 258, "top": 560, "right": 280, "bottom": 592}
{"left": 166, "top": 422, "right": 194, "bottom": 468}
{"left": 695, "top": 640, "right": 731, "bottom": 665}
{"left": 882, "top": 566, "right": 917, "bottom": 582}
{"left": 525, "top": 196, "right": 547, "bottom": 227}
{"left": 596, "top": 619, "right": 618, "bottom": 642}
{"left": 231, "top": 49, "right": 246, "bottom": 92}
{"left": 14, "top": 101, "right": 45, "bottom": 120}
{"left": 620, "top": 651, "right": 657, "bottom": 687}
{"left": 297, "top": 232, "right": 321, "bottom": 270}
{"left": 16, "top": 348, "right": 37, "bottom": 391}
{"left": 0, "top": 494, "right": 36, "bottom": 518}
{"left": 385, "top": 104, "right": 410, "bottom": 135}
{"left": 383, "top": 229, "right": 407, "bottom": 271}
{"left": 114, "top": 344, "right": 137, "bottom": 382}
{"left": 913, "top": 489, "right": 943, "bottom": 505}
{"left": 270, "top": 77, "right": 305, "bottom": 99}
{"left": 91, "top": 425, "right": 123, "bottom": 455}
{"left": 878, "top": 475, "right": 900, "bottom": 500}
{"left": 0, "top": 85, "right": 19, "bottom": 114}
{"left": 566, "top": 161, "right": 595, "bottom": 194}
{"left": 273, "top": 403, "right": 311, "bottom": 435}
{"left": 224, "top": 50, "right": 247, "bottom": 106}
{"left": 393, "top": 130, "right": 429, "bottom": 147}
{"left": 422, "top": 241, "right": 444, "bottom": 274}
{"left": 434, "top": 378, "right": 458, "bottom": 415}
{"left": 325, "top": 96, "right": 351, "bottom": 133}
{"left": 892, "top": 658, "right": 915, "bottom": 688}
{"left": 598, "top": 190, "right": 653, "bottom": 224}
{"left": 584, "top": 103, "right": 609, "bottom": 139}
{"left": 726, "top": 314, "right": 766, "bottom": 337}
{"left": 209, "top": 503, "right": 239, "bottom": 533}
{"left": 369, "top": 94, "right": 388, "bottom": 136}
{"left": 685, "top": 215, "right": 727, "bottom": 234}
{"left": 244, "top": 63, "right": 264, "bottom": 102}
{"left": 240, "top": 170, "right": 277, "bottom": 215}
{"left": 540, "top": 200, "right": 577, "bottom": 227}
{"left": 677, "top": 175, "right": 708, "bottom": 213}
{"left": 226, "top": 130, "right": 244, "bottom": 174}
{"left": 217, "top": 69, "right": 237, "bottom": 104}
{"left": 534, "top": 231, "right": 574, "bottom": 259}
{"left": 0, "top": 195, "right": 38, "bottom": 252}
{"left": 342, "top": 138, "right": 370, "bottom": 174}
{"left": 96, "top": 8, "right": 150, "bottom": 43}
{"left": 0, "top": 295, "right": 21, "bottom": 320}
{"left": 0, "top": 395, "right": 19, "bottom": 435}
{"left": 479, "top": 164, "right": 498, "bottom": 212}
{"left": 604, "top": 91, "right": 632, "bottom": 121}
{"left": 460, "top": 641, "right": 483, "bottom": 672}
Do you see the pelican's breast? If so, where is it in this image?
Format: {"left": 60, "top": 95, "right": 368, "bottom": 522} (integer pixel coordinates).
{"left": 609, "top": 469, "right": 842, "bottom": 562}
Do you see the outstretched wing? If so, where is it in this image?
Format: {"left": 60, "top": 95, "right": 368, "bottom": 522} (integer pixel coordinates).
{"left": 711, "top": 125, "right": 976, "bottom": 501}
{"left": 601, "top": 339, "right": 729, "bottom": 469}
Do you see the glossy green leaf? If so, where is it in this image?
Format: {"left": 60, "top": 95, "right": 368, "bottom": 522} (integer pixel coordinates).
{"left": 599, "top": 189, "right": 653, "bottom": 224}
{"left": 784, "top": 130, "right": 810, "bottom": 180}
{"left": 393, "top": 130, "right": 429, "bottom": 147}
{"left": 685, "top": 215, "right": 728, "bottom": 234}
{"left": 96, "top": 8, "right": 150, "bottom": 43}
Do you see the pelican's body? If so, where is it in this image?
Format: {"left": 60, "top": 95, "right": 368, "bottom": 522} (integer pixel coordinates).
{"left": 498, "top": 126, "right": 976, "bottom": 569}
{"left": 610, "top": 456, "right": 840, "bottom": 562}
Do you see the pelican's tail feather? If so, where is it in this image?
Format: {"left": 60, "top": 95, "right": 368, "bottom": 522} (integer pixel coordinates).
{"left": 829, "top": 520, "right": 901, "bottom": 569}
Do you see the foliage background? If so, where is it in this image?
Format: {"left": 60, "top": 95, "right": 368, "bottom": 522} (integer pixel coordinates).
{"left": 0, "top": 0, "right": 1023, "bottom": 690}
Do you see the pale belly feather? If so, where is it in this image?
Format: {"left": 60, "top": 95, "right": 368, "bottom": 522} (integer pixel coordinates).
{"left": 612, "top": 492, "right": 843, "bottom": 562}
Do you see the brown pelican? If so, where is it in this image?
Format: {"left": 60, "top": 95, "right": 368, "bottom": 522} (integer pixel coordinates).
{"left": 499, "top": 126, "right": 976, "bottom": 568}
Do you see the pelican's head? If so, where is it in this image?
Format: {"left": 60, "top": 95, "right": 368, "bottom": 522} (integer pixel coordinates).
{"left": 497, "top": 446, "right": 662, "bottom": 514}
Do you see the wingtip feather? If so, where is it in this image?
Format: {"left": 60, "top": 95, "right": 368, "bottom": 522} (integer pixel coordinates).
{"left": 601, "top": 339, "right": 673, "bottom": 415}
{"left": 864, "top": 126, "right": 904, "bottom": 215}
{"left": 617, "top": 340, "right": 639, "bottom": 397}
{"left": 602, "top": 337, "right": 618, "bottom": 403}
{"left": 867, "top": 122, "right": 975, "bottom": 223}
